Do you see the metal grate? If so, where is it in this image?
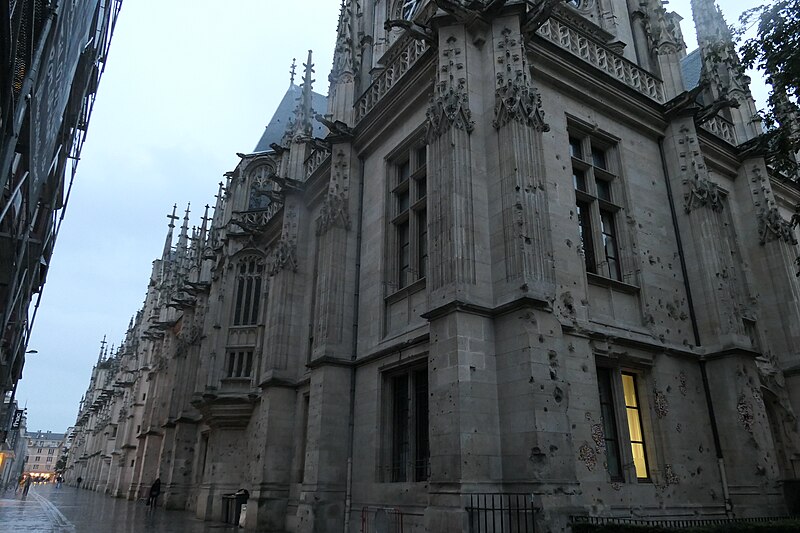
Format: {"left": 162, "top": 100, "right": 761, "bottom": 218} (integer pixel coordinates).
{"left": 361, "top": 506, "right": 404, "bottom": 533}
{"left": 466, "top": 493, "right": 535, "bottom": 533}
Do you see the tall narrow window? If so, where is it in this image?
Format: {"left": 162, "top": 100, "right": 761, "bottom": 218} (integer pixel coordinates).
{"left": 622, "top": 373, "right": 649, "bottom": 480}
{"left": 596, "top": 367, "right": 651, "bottom": 482}
{"left": 385, "top": 364, "right": 430, "bottom": 482}
{"left": 390, "top": 142, "right": 427, "bottom": 291}
{"left": 596, "top": 367, "right": 623, "bottom": 481}
{"left": 570, "top": 131, "right": 623, "bottom": 281}
{"left": 233, "top": 255, "right": 265, "bottom": 325}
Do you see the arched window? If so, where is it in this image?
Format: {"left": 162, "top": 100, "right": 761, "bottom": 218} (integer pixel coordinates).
{"left": 232, "top": 255, "right": 265, "bottom": 325}
{"left": 248, "top": 164, "right": 274, "bottom": 210}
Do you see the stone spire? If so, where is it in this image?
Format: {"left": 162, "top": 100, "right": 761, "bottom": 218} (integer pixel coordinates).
{"left": 328, "top": 1, "right": 361, "bottom": 125}
{"left": 97, "top": 335, "right": 107, "bottom": 365}
{"left": 292, "top": 50, "right": 315, "bottom": 139}
{"left": 289, "top": 57, "right": 297, "bottom": 86}
{"left": 691, "top": 0, "right": 760, "bottom": 141}
{"left": 637, "top": 0, "right": 685, "bottom": 99}
{"left": 198, "top": 204, "right": 210, "bottom": 252}
{"left": 162, "top": 204, "right": 178, "bottom": 260}
{"left": 176, "top": 203, "right": 191, "bottom": 277}
{"left": 690, "top": 0, "right": 729, "bottom": 45}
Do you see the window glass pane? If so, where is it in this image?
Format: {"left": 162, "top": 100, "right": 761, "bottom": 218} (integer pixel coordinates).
{"left": 627, "top": 410, "right": 643, "bottom": 441}
{"left": 397, "top": 189, "right": 409, "bottom": 214}
{"left": 596, "top": 367, "right": 622, "bottom": 480}
{"left": 596, "top": 179, "right": 611, "bottom": 201}
{"left": 573, "top": 170, "right": 586, "bottom": 191}
{"left": 398, "top": 160, "right": 410, "bottom": 185}
{"left": 245, "top": 351, "right": 253, "bottom": 377}
{"left": 234, "top": 278, "right": 245, "bottom": 325}
{"left": 227, "top": 352, "right": 236, "bottom": 377}
{"left": 416, "top": 146, "right": 427, "bottom": 171}
{"left": 622, "top": 374, "right": 637, "bottom": 407}
{"left": 592, "top": 146, "right": 607, "bottom": 169}
{"left": 600, "top": 210, "right": 621, "bottom": 281}
{"left": 569, "top": 137, "right": 583, "bottom": 159}
{"left": 392, "top": 375, "right": 410, "bottom": 482}
{"left": 576, "top": 201, "right": 596, "bottom": 274}
{"left": 398, "top": 222, "right": 410, "bottom": 288}
{"left": 417, "top": 210, "right": 427, "bottom": 279}
{"left": 631, "top": 443, "right": 648, "bottom": 479}
{"left": 622, "top": 373, "right": 649, "bottom": 479}
{"left": 416, "top": 176, "right": 427, "bottom": 201}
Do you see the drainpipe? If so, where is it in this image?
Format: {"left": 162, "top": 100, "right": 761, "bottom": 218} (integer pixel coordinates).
{"left": 343, "top": 154, "right": 365, "bottom": 532}
{"left": 659, "top": 137, "right": 732, "bottom": 515}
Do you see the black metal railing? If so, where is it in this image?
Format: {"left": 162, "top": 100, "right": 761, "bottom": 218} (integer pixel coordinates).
{"left": 466, "top": 493, "right": 535, "bottom": 533}
{"left": 570, "top": 515, "right": 797, "bottom": 528}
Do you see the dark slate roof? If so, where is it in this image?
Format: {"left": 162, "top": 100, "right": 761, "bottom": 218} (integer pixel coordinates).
{"left": 253, "top": 84, "right": 329, "bottom": 152}
{"left": 28, "top": 431, "right": 65, "bottom": 442}
{"left": 681, "top": 49, "right": 702, "bottom": 92}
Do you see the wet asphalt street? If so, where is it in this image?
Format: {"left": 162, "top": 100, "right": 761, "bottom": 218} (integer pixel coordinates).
{"left": 0, "top": 483, "right": 239, "bottom": 532}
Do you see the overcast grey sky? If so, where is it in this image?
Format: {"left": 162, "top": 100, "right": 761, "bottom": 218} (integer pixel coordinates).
{"left": 18, "top": 0, "right": 765, "bottom": 432}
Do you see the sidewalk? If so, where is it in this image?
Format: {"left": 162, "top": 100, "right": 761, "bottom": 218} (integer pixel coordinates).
{"left": 0, "top": 483, "right": 239, "bottom": 532}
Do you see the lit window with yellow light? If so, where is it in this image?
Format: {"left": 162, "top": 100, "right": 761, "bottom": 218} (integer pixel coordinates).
{"left": 622, "top": 372, "right": 650, "bottom": 480}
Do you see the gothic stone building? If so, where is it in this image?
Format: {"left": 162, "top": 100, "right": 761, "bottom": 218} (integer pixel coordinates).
{"left": 66, "top": 0, "right": 800, "bottom": 531}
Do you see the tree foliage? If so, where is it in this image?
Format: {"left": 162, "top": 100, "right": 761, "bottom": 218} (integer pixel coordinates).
{"left": 736, "top": 0, "right": 800, "bottom": 181}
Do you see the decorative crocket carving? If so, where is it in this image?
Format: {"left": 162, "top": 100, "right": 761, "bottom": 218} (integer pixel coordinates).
{"left": 317, "top": 149, "right": 352, "bottom": 235}
{"left": 427, "top": 35, "right": 473, "bottom": 140}
{"left": 426, "top": 83, "right": 473, "bottom": 138}
{"left": 684, "top": 177, "right": 723, "bottom": 213}
{"left": 493, "top": 27, "right": 548, "bottom": 131}
{"left": 269, "top": 238, "right": 298, "bottom": 275}
{"left": 317, "top": 188, "right": 351, "bottom": 235}
{"left": 758, "top": 206, "right": 798, "bottom": 245}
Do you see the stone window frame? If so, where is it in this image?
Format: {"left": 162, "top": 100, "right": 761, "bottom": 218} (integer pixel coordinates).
{"left": 568, "top": 120, "right": 638, "bottom": 289}
{"left": 231, "top": 253, "right": 266, "bottom": 327}
{"left": 386, "top": 134, "right": 428, "bottom": 295}
{"left": 595, "top": 362, "right": 655, "bottom": 483}
{"left": 379, "top": 358, "right": 430, "bottom": 483}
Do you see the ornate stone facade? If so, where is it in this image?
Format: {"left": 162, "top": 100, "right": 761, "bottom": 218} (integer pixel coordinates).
{"left": 66, "top": 1, "right": 800, "bottom": 531}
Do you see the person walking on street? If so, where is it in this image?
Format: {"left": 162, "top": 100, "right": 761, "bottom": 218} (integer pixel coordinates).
{"left": 146, "top": 477, "right": 161, "bottom": 507}
{"left": 76, "top": 476, "right": 82, "bottom": 488}
{"left": 55, "top": 475, "right": 63, "bottom": 489}
{"left": 21, "top": 476, "right": 32, "bottom": 497}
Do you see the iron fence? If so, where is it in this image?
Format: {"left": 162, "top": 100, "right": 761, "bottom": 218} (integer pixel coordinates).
{"left": 570, "top": 515, "right": 797, "bottom": 528}
{"left": 466, "top": 493, "right": 535, "bottom": 533}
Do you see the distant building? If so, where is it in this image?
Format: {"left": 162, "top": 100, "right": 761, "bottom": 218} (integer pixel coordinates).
{"left": 0, "top": 0, "right": 123, "bottom": 400}
{"left": 25, "top": 430, "right": 65, "bottom": 480}
{"left": 67, "top": 0, "right": 800, "bottom": 531}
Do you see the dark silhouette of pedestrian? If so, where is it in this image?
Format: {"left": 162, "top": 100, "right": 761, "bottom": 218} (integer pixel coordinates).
{"left": 55, "top": 475, "right": 63, "bottom": 489}
{"left": 21, "top": 476, "right": 32, "bottom": 497}
{"left": 146, "top": 477, "right": 161, "bottom": 507}
{"left": 76, "top": 476, "right": 82, "bottom": 488}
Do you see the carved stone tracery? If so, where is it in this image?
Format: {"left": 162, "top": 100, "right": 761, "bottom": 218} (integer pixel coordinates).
{"left": 269, "top": 238, "right": 298, "bottom": 276}
{"left": 684, "top": 176, "right": 723, "bottom": 213}
{"left": 426, "top": 36, "right": 473, "bottom": 140}
{"left": 758, "top": 206, "right": 798, "bottom": 246}
{"left": 317, "top": 151, "right": 352, "bottom": 235}
{"left": 493, "top": 28, "right": 548, "bottom": 131}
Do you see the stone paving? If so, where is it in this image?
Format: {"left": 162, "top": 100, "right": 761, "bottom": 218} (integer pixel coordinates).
{"left": 0, "top": 483, "right": 239, "bottom": 532}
